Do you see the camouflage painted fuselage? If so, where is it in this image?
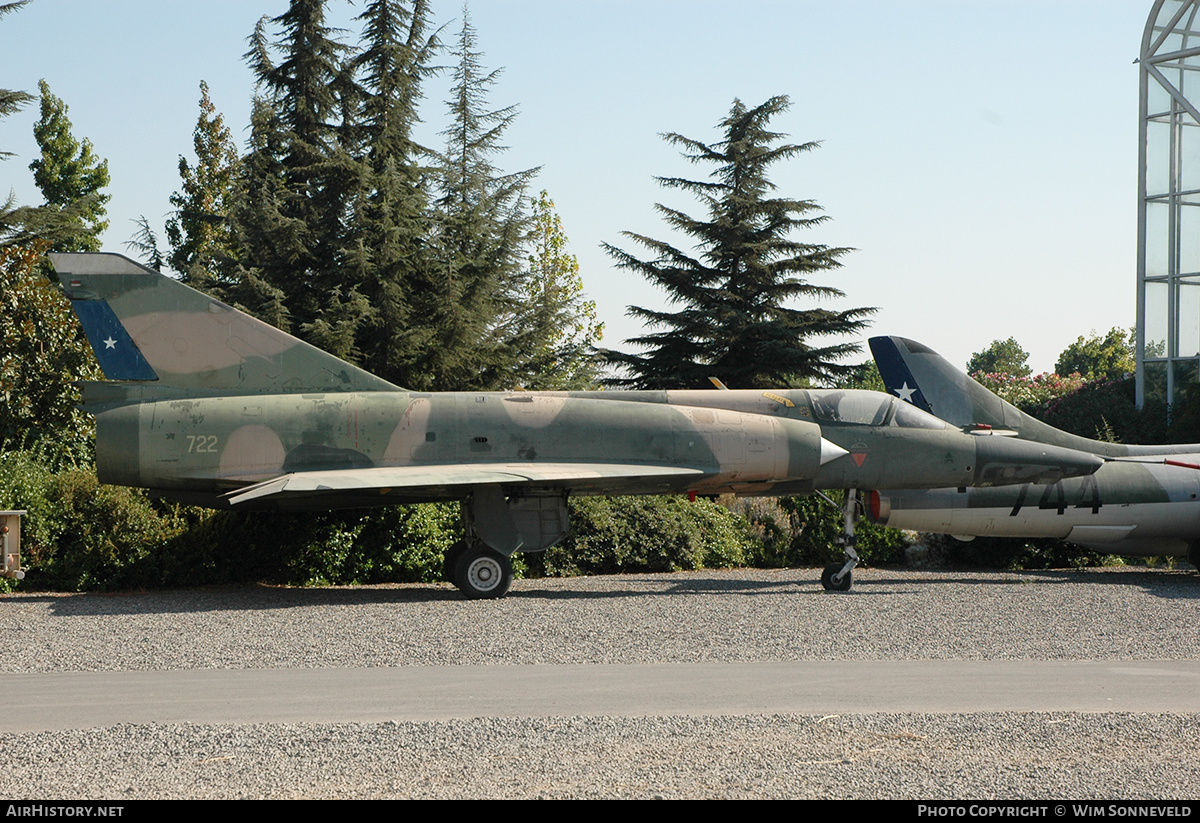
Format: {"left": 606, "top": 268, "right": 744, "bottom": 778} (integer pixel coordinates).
{"left": 89, "top": 384, "right": 1102, "bottom": 511}
{"left": 94, "top": 389, "right": 826, "bottom": 506}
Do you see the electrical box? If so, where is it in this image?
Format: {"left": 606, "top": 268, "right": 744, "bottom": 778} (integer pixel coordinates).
{"left": 1, "top": 511, "right": 26, "bottom": 580}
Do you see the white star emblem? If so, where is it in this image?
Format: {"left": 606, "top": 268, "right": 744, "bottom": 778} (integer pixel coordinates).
{"left": 103, "top": 337, "right": 117, "bottom": 350}
{"left": 894, "top": 382, "right": 916, "bottom": 403}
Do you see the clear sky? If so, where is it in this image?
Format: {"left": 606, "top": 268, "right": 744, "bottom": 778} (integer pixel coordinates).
{"left": 0, "top": 0, "right": 1154, "bottom": 377}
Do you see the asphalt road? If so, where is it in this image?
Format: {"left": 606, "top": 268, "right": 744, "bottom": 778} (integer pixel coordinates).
{"left": 4, "top": 660, "right": 1200, "bottom": 733}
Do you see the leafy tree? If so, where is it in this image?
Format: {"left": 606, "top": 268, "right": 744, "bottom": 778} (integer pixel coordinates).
{"left": 418, "top": 5, "right": 538, "bottom": 391}
{"left": 966, "top": 337, "right": 1031, "bottom": 377}
{"left": 1055, "top": 327, "right": 1134, "bottom": 381}
{"left": 0, "top": 241, "right": 100, "bottom": 468}
{"left": 165, "top": 81, "right": 241, "bottom": 288}
{"left": 599, "top": 95, "right": 873, "bottom": 390}
{"left": 513, "top": 191, "right": 604, "bottom": 390}
{"left": 28, "top": 80, "right": 111, "bottom": 251}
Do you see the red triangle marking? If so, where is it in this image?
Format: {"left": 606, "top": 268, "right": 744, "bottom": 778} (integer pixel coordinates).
{"left": 851, "top": 452, "right": 868, "bottom": 467}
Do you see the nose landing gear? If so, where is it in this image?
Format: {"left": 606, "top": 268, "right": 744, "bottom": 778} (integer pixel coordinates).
{"left": 820, "top": 488, "right": 861, "bottom": 592}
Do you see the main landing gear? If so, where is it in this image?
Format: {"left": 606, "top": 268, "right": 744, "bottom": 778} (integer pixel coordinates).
{"left": 820, "top": 488, "right": 861, "bottom": 592}
{"left": 443, "top": 487, "right": 569, "bottom": 600}
{"left": 445, "top": 538, "right": 513, "bottom": 600}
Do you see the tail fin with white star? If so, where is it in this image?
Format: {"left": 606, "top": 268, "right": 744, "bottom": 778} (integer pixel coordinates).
{"left": 868, "top": 335, "right": 1159, "bottom": 459}
{"left": 51, "top": 252, "right": 401, "bottom": 403}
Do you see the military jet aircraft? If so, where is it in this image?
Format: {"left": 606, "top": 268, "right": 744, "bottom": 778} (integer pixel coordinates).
{"left": 51, "top": 254, "right": 1107, "bottom": 598}
{"left": 868, "top": 335, "right": 1200, "bottom": 567}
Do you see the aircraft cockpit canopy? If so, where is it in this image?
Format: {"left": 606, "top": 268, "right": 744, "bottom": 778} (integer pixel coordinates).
{"left": 808, "top": 390, "right": 945, "bottom": 430}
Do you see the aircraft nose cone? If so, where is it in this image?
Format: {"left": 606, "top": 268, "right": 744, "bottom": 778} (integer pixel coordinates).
{"left": 819, "top": 438, "right": 849, "bottom": 466}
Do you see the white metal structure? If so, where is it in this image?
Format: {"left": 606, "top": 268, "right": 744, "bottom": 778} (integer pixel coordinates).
{"left": 1138, "top": 0, "right": 1200, "bottom": 407}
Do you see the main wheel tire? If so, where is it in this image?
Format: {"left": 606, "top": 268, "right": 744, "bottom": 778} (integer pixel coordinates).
{"left": 453, "top": 544, "right": 513, "bottom": 600}
{"left": 821, "top": 562, "right": 852, "bottom": 592}
{"left": 442, "top": 539, "right": 471, "bottom": 583}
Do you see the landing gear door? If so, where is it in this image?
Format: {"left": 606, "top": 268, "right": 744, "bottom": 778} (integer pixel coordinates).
{"left": 469, "top": 487, "right": 569, "bottom": 555}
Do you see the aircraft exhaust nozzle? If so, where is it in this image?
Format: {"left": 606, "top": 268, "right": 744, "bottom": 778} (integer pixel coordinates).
{"left": 972, "top": 436, "right": 1103, "bottom": 487}
{"left": 867, "top": 489, "right": 889, "bottom": 524}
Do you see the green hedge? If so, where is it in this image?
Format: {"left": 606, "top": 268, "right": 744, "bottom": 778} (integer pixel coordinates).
{"left": 0, "top": 452, "right": 186, "bottom": 591}
{"left": 525, "top": 496, "right": 755, "bottom": 578}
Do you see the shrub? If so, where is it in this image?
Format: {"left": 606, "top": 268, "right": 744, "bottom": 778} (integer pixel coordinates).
{"left": 721, "top": 492, "right": 910, "bottom": 568}
{"left": 972, "top": 371, "right": 1086, "bottom": 412}
{"left": 162, "top": 503, "right": 464, "bottom": 588}
{"left": 925, "top": 534, "right": 1126, "bottom": 571}
{"left": 0, "top": 450, "right": 60, "bottom": 553}
{"left": 0, "top": 451, "right": 468, "bottom": 590}
{"left": 0, "top": 448, "right": 915, "bottom": 591}
{"left": 39, "top": 469, "right": 184, "bottom": 591}
{"left": 526, "top": 495, "right": 754, "bottom": 577}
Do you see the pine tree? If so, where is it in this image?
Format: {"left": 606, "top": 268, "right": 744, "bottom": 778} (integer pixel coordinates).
{"left": 599, "top": 96, "right": 873, "bottom": 390}
{"left": 0, "top": 2, "right": 32, "bottom": 161}
{"left": 28, "top": 80, "right": 111, "bottom": 252}
{"left": 165, "top": 81, "right": 240, "bottom": 290}
{"left": 225, "top": 95, "right": 301, "bottom": 333}
{"left": 338, "top": 0, "right": 439, "bottom": 382}
{"left": 420, "top": 5, "right": 538, "bottom": 391}
{"left": 352, "top": 0, "right": 436, "bottom": 164}
{"left": 125, "top": 216, "right": 165, "bottom": 271}
{"left": 236, "top": 0, "right": 358, "bottom": 332}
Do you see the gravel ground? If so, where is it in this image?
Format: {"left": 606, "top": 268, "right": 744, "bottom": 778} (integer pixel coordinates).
{"left": 2, "top": 566, "right": 1199, "bottom": 799}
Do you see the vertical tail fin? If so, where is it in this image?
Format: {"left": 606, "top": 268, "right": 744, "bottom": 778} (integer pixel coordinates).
{"left": 869, "top": 335, "right": 1134, "bottom": 458}
{"left": 869, "top": 336, "right": 1003, "bottom": 426}
{"left": 52, "top": 252, "right": 401, "bottom": 397}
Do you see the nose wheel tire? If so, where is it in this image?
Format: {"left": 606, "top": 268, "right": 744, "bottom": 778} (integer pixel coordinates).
{"left": 821, "top": 562, "right": 852, "bottom": 592}
{"left": 453, "top": 544, "right": 513, "bottom": 600}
